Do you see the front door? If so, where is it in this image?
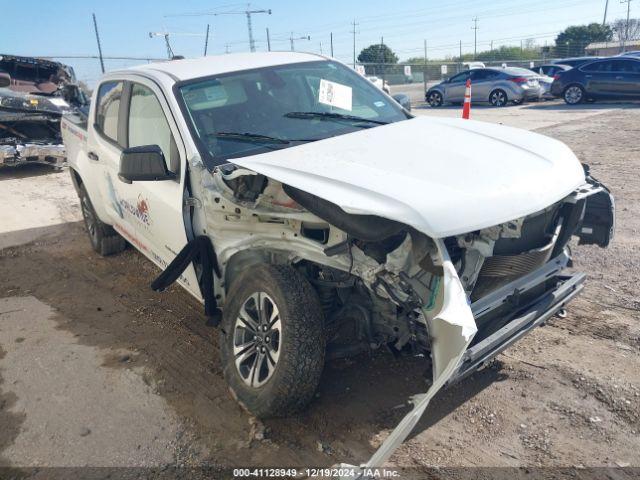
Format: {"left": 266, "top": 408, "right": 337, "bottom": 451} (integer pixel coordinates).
{"left": 444, "top": 71, "right": 471, "bottom": 103}
{"left": 100, "top": 77, "right": 202, "bottom": 300}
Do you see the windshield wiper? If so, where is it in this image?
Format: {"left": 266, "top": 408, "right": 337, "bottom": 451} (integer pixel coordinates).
{"left": 284, "top": 111, "right": 389, "bottom": 126}
{"left": 207, "top": 131, "right": 291, "bottom": 144}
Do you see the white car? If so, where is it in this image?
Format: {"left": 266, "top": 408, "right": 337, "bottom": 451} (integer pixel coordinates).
{"left": 365, "top": 75, "right": 390, "bottom": 94}
{"left": 61, "top": 52, "right": 614, "bottom": 469}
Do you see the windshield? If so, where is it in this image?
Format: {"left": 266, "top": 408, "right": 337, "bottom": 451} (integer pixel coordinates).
{"left": 177, "top": 60, "right": 408, "bottom": 166}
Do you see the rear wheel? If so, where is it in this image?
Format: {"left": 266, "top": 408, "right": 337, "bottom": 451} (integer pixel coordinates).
{"left": 220, "top": 264, "right": 325, "bottom": 418}
{"left": 427, "top": 90, "right": 443, "bottom": 107}
{"left": 563, "top": 85, "right": 585, "bottom": 105}
{"left": 489, "top": 89, "right": 508, "bottom": 107}
{"left": 78, "top": 184, "right": 126, "bottom": 256}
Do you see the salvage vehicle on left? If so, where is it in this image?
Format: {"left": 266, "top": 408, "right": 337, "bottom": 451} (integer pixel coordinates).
{"left": 0, "top": 54, "right": 88, "bottom": 168}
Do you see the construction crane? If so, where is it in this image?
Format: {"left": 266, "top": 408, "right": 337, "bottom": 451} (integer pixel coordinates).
{"left": 166, "top": 4, "right": 271, "bottom": 52}
{"left": 148, "top": 31, "right": 207, "bottom": 59}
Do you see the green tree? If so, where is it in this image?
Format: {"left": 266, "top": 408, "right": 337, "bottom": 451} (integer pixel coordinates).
{"left": 555, "top": 23, "right": 613, "bottom": 57}
{"left": 357, "top": 44, "right": 398, "bottom": 64}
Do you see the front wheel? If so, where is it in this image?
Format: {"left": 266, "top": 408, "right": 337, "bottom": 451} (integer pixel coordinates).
{"left": 563, "top": 85, "right": 585, "bottom": 105}
{"left": 427, "top": 90, "right": 443, "bottom": 107}
{"left": 489, "top": 89, "right": 508, "bottom": 107}
{"left": 220, "top": 264, "right": 325, "bottom": 418}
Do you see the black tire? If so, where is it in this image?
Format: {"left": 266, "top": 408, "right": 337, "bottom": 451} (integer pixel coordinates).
{"left": 78, "top": 184, "right": 126, "bottom": 256}
{"left": 563, "top": 84, "right": 585, "bottom": 105}
{"left": 220, "top": 264, "right": 325, "bottom": 418}
{"left": 427, "top": 90, "right": 443, "bottom": 107}
{"left": 489, "top": 89, "right": 508, "bottom": 107}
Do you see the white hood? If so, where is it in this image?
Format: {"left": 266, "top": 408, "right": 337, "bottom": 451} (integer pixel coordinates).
{"left": 232, "top": 116, "right": 586, "bottom": 238}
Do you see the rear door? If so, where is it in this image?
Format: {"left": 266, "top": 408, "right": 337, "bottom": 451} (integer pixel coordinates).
{"left": 100, "top": 76, "right": 202, "bottom": 299}
{"left": 88, "top": 80, "right": 127, "bottom": 223}
{"left": 443, "top": 71, "right": 470, "bottom": 102}
{"left": 580, "top": 60, "right": 614, "bottom": 95}
{"left": 470, "top": 69, "right": 501, "bottom": 101}
{"left": 610, "top": 59, "right": 640, "bottom": 97}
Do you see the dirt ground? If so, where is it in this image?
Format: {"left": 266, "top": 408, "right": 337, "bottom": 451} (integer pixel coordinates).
{"left": 1, "top": 103, "right": 639, "bottom": 476}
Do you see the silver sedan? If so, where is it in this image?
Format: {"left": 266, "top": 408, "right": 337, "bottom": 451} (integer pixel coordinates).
{"left": 426, "top": 67, "right": 544, "bottom": 107}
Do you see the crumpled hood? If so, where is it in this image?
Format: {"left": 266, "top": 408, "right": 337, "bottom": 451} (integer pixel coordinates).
{"left": 231, "top": 116, "right": 586, "bottom": 238}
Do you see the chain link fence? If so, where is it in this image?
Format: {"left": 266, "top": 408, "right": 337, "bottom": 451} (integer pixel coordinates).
{"left": 357, "top": 58, "right": 567, "bottom": 86}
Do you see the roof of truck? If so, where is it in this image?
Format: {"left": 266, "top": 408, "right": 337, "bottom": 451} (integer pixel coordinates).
{"left": 131, "top": 52, "right": 325, "bottom": 82}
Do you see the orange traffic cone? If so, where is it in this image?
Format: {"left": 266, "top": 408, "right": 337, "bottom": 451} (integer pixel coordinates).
{"left": 462, "top": 79, "right": 471, "bottom": 119}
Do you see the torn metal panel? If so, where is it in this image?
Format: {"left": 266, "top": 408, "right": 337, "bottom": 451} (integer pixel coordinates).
{"left": 354, "top": 240, "right": 477, "bottom": 471}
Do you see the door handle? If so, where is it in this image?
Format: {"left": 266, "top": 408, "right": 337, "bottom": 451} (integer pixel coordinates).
{"left": 585, "top": 75, "right": 592, "bottom": 78}
{"left": 615, "top": 76, "right": 624, "bottom": 80}
{"left": 87, "top": 151, "right": 99, "bottom": 161}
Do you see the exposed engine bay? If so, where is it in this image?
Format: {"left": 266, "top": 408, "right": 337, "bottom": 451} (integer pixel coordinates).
{"left": 196, "top": 162, "right": 613, "bottom": 362}
{"left": 0, "top": 54, "right": 88, "bottom": 168}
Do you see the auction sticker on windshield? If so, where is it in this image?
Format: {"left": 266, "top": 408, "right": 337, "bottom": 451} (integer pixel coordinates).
{"left": 318, "top": 79, "right": 352, "bottom": 111}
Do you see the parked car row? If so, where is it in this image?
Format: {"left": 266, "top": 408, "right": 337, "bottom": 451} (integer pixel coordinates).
{"left": 425, "top": 55, "right": 640, "bottom": 107}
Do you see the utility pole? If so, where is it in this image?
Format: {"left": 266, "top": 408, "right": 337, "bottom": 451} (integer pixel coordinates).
{"left": 165, "top": 6, "right": 272, "bottom": 53}
{"left": 319, "top": 41, "right": 323, "bottom": 54}
{"left": 351, "top": 19, "right": 359, "bottom": 67}
{"left": 379, "top": 36, "right": 384, "bottom": 80}
{"left": 330, "top": 32, "right": 334, "bottom": 57}
{"left": 204, "top": 24, "right": 210, "bottom": 56}
{"left": 92, "top": 13, "right": 105, "bottom": 73}
{"left": 603, "top": 0, "right": 610, "bottom": 24}
{"left": 472, "top": 17, "right": 479, "bottom": 60}
{"left": 289, "top": 33, "right": 311, "bottom": 51}
{"left": 225, "top": 43, "right": 231, "bottom": 54}
{"left": 266, "top": 28, "right": 271, "bottom": 51}
{"left": 423, "top": 39, "right": 428, "bottom": 97}
{"left": 621, "top": 0, "right": 633, "bottom": 52}
{"left": 459, "top": 39, "right": 462, "bottom": 65}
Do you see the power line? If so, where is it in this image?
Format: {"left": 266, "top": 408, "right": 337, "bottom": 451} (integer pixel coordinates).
{"left": 165, "top": 5, "right": 272, "bottom": 53}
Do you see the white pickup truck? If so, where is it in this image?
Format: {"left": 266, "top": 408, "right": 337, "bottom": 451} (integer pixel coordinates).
{"left": 61, "top": 52, "right": 614, "bottom": 468}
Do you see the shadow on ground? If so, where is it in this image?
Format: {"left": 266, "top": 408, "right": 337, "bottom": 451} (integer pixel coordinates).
{"left": 0, "top": 222, "right": 499, "bottom": 467}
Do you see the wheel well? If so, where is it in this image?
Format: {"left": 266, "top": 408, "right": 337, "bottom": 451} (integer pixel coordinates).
{"left": 223, "top": 249, "right": 289, "bottom": 297}
{"left": 564, "top": 83, "right": 584, "bottom": 92}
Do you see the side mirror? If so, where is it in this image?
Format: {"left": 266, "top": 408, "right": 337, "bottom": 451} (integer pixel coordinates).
{"left": 118, "top": 145, "right": 175, "bottom": 183}
{"left": 392, "top": 93, "right": 412, "bottom": 111}
{"left": 0, "top": 72, "right": 11, "bottom": 88}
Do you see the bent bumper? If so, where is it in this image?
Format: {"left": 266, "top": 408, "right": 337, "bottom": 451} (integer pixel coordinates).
{"left": 0, "top": 142, "right": 66, "bottom": 168}
{"left": 448, "top": 251, "right": 583, "bottom": 384}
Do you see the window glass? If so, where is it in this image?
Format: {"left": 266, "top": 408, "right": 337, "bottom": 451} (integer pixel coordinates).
{"left": 95, "top": 81, "right": 123, "bottom": 143}
{"left": 612, "top": 60, "right": 640, "bottom": 73}
{"left": 449, "top": 71, "right": 470, "bottom": 83}
{"left": 471, "top": 69, "right": 500, "bottom": 80}
{"left": 178, "top": 60, "right": 407, "bottom": 164}
{"left": 582, "top": 61, "right": 612, "bottom": 72}
{"left": 128, "top": 83, "right": 176, "bottom": 171}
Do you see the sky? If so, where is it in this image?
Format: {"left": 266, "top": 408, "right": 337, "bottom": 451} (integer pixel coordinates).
{"left": 0, "top": 0, "right": 633, "bottom": 86}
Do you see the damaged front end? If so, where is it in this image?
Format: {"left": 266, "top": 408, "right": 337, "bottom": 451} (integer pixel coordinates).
{"left": 190, "top": 160, "right": 613, "bottom": 469}
{"left": 0, "top": 54, "right": 88, "bottom": 168}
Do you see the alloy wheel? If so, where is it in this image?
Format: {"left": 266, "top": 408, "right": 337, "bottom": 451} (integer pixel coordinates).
{"left": 233, "top": 292, "right": 282, "bottom": 388}
{"left": 490, "top": 90, "right": 507, "bottom": 107}
{"left": 81, "top": 196, "right": 99, "bottom": 246}
{"left": 428, "top": 91, "right": 443, "bottom": 107}
{"left": 565, "top": 86, "right": 583, "bottom": 104}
